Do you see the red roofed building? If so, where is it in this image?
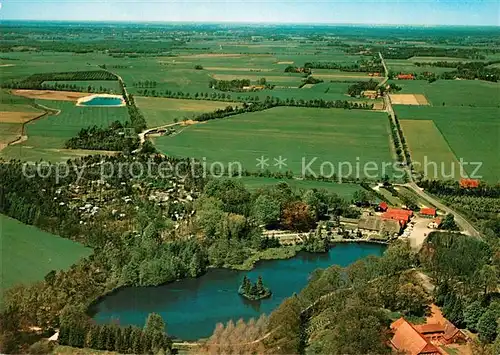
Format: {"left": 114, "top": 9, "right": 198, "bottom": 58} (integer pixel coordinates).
{"left": 382, "top": 208, "right": 413, "bottom": 224}
{"left": 460, "top": 178, "right": 479, "bottom": 188}
{"left": 390, "top": 318, "right": 442, "bottom": 355}
{"left": 378, "top": 201, "right": 388, "bottom": 212}
{"left": 397, "top": 73, "right": 415, "bottom": 80}
{"left": 420, "top": 208, "right": 437, "bottom": 217}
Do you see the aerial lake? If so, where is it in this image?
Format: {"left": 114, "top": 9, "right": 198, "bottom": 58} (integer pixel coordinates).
{"left": 78, "top": 96, "right": 124, "bottom": 107}
{"left": 91, "top": 243, "right": 385, "bottom": 340}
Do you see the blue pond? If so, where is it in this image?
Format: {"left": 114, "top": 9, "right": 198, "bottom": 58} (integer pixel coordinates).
{"left": 91, "top": 243, "right": 385, "bottom": 340}
{"left": 79, "top": 96, "right": 123, "bottom": 106}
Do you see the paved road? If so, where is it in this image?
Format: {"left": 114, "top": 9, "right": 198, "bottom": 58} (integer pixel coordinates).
{"left": 378, "top": 53, "right": 481, "bottom": 238}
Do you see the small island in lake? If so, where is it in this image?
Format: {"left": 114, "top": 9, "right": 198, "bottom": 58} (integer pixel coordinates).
{"left": 238, "top": 275, "right": 272, "bottom": 301}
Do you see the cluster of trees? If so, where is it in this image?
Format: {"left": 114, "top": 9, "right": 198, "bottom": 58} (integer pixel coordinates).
{"left": 195, "top": 316, "right": 268, "bottom": 354}
{"left": 1, "top": 70, "right": 117, "bottom": 89}
{"left": 59, "top": 310, "right": 172, "bottom": 354}
{"left": 239, "top": 276, "right": 271, "bottom": 300}
{"left": 284, "top": 66, "right": 311, "bottom": 74}
{"left": 65, "top": 121, "right": 140, "bottom": 152}
{"left": 208, "top": 78, "right": 274, "bottom": 92}
{"left": 304, "top": 57, "right": 384, "bottom": 73}
{"left": 347, "top": 79, "right": 379, "bottom": 97}
{"left": 421, "top": 232, "right": 500, "bottom": 347}
{"left": 301, "top": 76, "right": 323, "bottom": 86}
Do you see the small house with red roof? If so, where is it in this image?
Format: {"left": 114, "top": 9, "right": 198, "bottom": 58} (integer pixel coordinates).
{"left": 397, "top": 73, "right": 415, "bottom": 80}
{"left": 460, "top": 178, "right": 479, "bottom": 188}
{"left": 377, "top": 201, "right": 388, "bottom": 212}
{"left": 390, "top": 318, "right": 442, "bottom": 355}
{"left": 420, "top": 208, "right": 436, "bottom": 218}
{"left": 382, "top": 208, "right": 413, "bottom": 224}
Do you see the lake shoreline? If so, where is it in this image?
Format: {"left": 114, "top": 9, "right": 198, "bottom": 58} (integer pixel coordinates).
{"left": 86, "top": 239, "right": 389, "bottom": 320}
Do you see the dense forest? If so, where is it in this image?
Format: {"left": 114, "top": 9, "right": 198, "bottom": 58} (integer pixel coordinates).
{"left": 65, "top": 121, "right": 140, "bottom": 152}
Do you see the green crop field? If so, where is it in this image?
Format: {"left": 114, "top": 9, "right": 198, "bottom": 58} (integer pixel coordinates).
{"left": 399, "top": 120, "right": 461, "bottom": 180}
{"left": 239, "top": 176, "right": 364, "bottom": 199}
{"left": 0, "top": 214, "right": 92, "bottom": 300}
{"left": 396, "top": 106, "right": 499, "bottom": 182}
{"left": 390, "top": 80, "right": 500, "bottom": 107}
{"left": 154, "top": 106, "right": 394, "bottom": 178}
{"left": 136, "top": 96, "right": 238, "bottom": 127}
{"left": 0, "top": 99, "right": 129, "bottom": 162}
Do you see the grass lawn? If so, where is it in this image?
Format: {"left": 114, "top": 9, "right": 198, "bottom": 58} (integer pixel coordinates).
{"left": 0, "top": 99, "right": 129, "bottom": 162}
{"left": 154, "top": 106, "right": 394, "bottom": 178}
{"left": 0, "top": 214, "right": 92, "bottom": 300}
{"left": 136, "top": 96, "right": 238, "bottom": 127}
{"left": 239, "top": 176, "right": 364, "bottom": 199}
{"left": 399, "top": 120, "right": 461, "bottom": 180}
{"left": 395, "top": 106, "right": 499, "bottom": 182}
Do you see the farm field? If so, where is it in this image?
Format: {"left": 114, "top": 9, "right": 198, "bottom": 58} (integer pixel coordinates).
{"left": 386, "top": 59, "right": 457, "bottom": 75}
{"left": 239, "top": 176, "right": 364, "bottom": 199}
{"left": 310, "top": 69, "right": 383, "bottom": 81}
{"left": 399, "top": 120, "right": 461, "bottom": 179}
{"left": 0, "top": 214, "right": 92, "bottom": 301}
{"left": 389, "top": 80, "right": 500, "bottom": 107}
{"left": 135, "top": 96, "right": 238, "bottom": 127}
{"left": 154, "top": 106, "right": 394, "bottom": 178}
{"left": 0, "top": 99, "right": 129, "bottom": 162}
{"left": 396, "top": 106, "right": 499, "bottom": 182}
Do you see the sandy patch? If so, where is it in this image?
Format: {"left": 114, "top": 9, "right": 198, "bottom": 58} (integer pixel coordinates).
{"left": 301, "top": 84, "right": 315, "bottom": 89}
{"left": 12, "top": 90, "right": 90, "bottom": 102}
{"left": 372, "top": 102, "right": 385, "bottom": 110}
{"left": 76, "top": 94, "right": 126, "bottom": 107}
{"left": 277, "top": 61, "right": 294, "bottom": 64}
{"left": 0, "top": 111, "right": 44, "bottom": 123}
{"left": 0, "top": 64, "right": 15, "bottom": 67}
{"left": 389, "top": 94, "right": 430, "bottom": 106}
{"left": 181, "top": 119, "right": 199, "bottom": 126}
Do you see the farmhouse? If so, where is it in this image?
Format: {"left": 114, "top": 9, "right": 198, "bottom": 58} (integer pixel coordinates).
{"left": 397, "top": 73, "right": 415, "bottom": 80}
{"left": 382, "top": 208, "right": 413, "bottom": 226}
{"left": 390, "top": 318, "right": 442, "bottom": 355}
{"left": 377, "top": 201, "right": 388, "bottom": 212}
{"left": 362, "top": 90, "right": 379, "bottom": 99}
{"left": 358, "top": 216, "right": 401, "bottom": 235}
{"left": 420, "top": 208, "right": 437, "bottom": 218}
{"left": 459, "top": 178, "right": 479, "bottom": 188}
{"left": 428, "top": 218, "right": 441, "bottom": 229}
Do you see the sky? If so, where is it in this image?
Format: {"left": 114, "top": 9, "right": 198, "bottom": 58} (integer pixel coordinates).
{"left": 1, "top": 0, "right": 499, "bottom": 26}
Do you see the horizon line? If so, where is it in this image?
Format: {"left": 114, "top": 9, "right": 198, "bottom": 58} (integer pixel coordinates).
{"left": 2, "top": 19, "right": 500, "bottom": 28}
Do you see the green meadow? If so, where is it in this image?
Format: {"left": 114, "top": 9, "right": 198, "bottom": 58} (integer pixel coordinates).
{"left": 154, "top": 106, "right": 394, "bottom": 178}
{"left": 136, "top": 96, "right": 238, "bottom": 127}
{"left": 390, "top": 79, "right": 500, "bottom": 107}
{"left": 0, "top": 214, "right": 92, "bottom": 300}
{"left": 396, "top": 106, "right": 499, "bottom": 182}
{"left": 240, "top": 176, "right": 364, "bottom": 199}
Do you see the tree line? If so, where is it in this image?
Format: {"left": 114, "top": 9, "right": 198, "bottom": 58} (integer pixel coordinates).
{"left": 304, "top": 56, "right": 384, "bottom": 73}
